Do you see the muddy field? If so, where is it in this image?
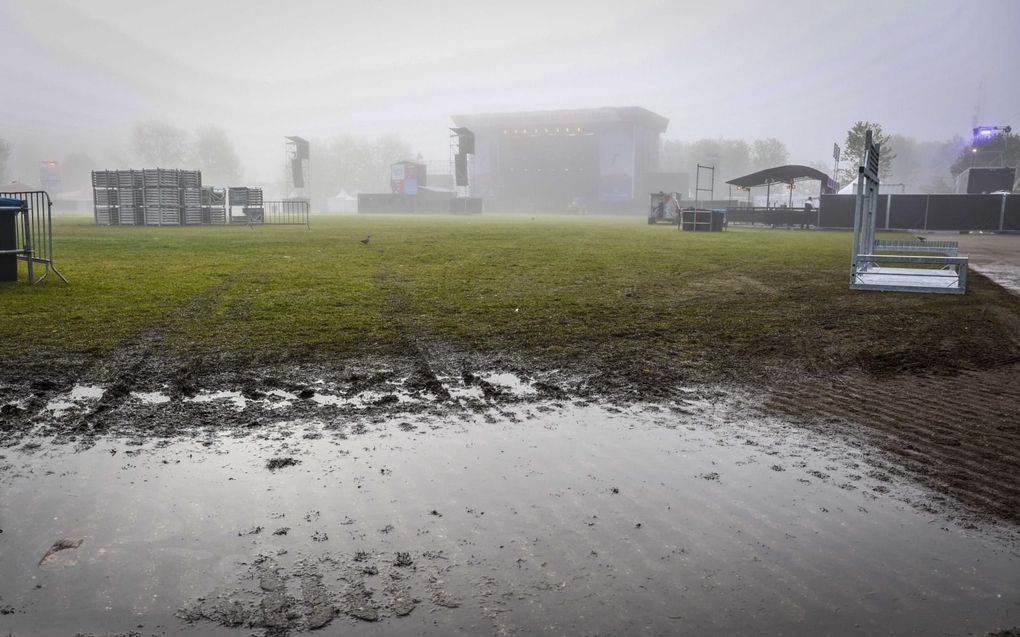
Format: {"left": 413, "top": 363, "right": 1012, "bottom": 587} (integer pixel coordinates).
{"left": 2, "top": 233, "right": 1020, "bottom": 636}
{"left": 1, "top": 353, "right": 1020, "bottom": 636}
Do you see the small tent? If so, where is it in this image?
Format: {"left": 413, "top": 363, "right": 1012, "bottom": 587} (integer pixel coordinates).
{"left": 326, "top": 190, "right": 358, "bottom": 213}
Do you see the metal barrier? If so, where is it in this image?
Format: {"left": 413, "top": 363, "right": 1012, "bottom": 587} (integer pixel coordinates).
{"left": 0, "top": 190, "right": 68, "bottom": 284}
{"left": 724, "top": 207, "right": 819, "bottom": 228}
{"left": 263, "top": 200, "right": 310, "bottom": 226}
{"left": 849, "top": 131, "right": 967, "bottom": 294}
{"left": 228, "top": 200, "right": 309, "bottom": 227}
{"left": 873, "top": 239, "right": 958, "bottom": 256}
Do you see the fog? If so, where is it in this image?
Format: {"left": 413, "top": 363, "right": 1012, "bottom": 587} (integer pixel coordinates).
{"left": 1, "top": 0, "right": 1018, "bottom": 195}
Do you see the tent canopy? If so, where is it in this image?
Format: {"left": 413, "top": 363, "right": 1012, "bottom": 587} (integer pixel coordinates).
{"left": 726, "top": 165, "right": 837, "bottom": 193}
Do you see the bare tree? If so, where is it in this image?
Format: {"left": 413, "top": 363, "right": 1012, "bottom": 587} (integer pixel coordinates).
{"left": 750, "top": 138, "right": 790, "bottom": 171}
{"left": 190, "top": 125, "right": 242, "bottom": 185}
{"left": 131, "top": 120, "right": 188, "bottom": 167}
{"left": 0, "top": 138, "right": 10, "bottom": 184}
{"left": 61, "top": 152, "right": 97, "bottom": 192}
{"left": 311, "top": 134, "right": 411, "bottom": 196}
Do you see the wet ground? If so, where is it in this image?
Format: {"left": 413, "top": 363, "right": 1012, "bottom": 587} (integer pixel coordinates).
{"left": 1, "top": 379, "right": 1018, "bottom": 636}
{"left": 949, "top": 232, "right": 1020, "bottom": 295}
{"left": 3, "top": 233, "right": 1020, "bottom": 635}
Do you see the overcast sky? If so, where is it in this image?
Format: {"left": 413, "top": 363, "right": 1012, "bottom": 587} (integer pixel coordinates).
{"left": 1, "top": 0, "right": 1018, "bottom": 183}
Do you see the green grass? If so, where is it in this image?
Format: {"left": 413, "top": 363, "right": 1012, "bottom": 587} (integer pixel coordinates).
{"left": 2, "top": 215, "right": 1018, "bottom": 378}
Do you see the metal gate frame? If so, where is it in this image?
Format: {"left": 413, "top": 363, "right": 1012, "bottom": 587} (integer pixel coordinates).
{"left": 0, "top": 190, "right": 68, "bottom": 284}
{"left": 849, "top": 131, "right": 967, "bottom": 294}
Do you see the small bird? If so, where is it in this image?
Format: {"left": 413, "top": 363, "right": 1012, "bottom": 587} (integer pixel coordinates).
{"left": 914, "top": 235, "right": 926, "bottom": 243}
{"left": 360, "top": 235, "right": 371, "bottom": 245}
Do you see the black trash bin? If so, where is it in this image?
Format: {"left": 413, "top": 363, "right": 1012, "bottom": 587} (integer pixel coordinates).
{"left": 0, "top": 197, "right": 25, "bottom": 282}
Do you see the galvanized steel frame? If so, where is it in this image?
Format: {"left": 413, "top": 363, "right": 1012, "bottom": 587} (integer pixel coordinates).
{"left": 849, "top": 131, "right": 968, "bottom": 294}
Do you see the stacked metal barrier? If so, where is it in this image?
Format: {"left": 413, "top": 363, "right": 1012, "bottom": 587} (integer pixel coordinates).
{"left": 92, "top": 169, "right": 207, "bottom": 226}
{"left": 201, "top": 187, "right": 227, "bottom": 224}
{"left": 92, "top": 170, "right": 118, "bottom": 225}
{"left": 118, "top": 170, "right": 143, "bottom": 225}
{"left": 227, "top": 187, "right": 265, "bottom": 224}
{"left": 180, "top": 170, "right": 202, "bottom": 225}
{"left": 142, "top": 169, "right": 181, "bottom": 225}
{"left": 91, "top": 175, "right": 298, "bottom": 227}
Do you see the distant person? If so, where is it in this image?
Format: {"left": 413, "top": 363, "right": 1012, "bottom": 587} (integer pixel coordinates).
{"left": 803, "top": 196, "right": 815, "bottom": 229}
{"left": 664, "top": 193, "right": 678, "bottom": 218}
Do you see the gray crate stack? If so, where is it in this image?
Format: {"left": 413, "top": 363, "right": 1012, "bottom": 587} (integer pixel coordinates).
{"left": 201, "top": 187, "right": 227, "bottom": 224}
{"left": 143, "top": 169, "right": 180, "bottom": 226}
{"left": 245, "top": 187, "right": 264, "bottom": 219}
{"left": 180, "top": 170, "right": 202, "bottom": 225}
{"left": 117, "top": 170, "right": 143, "bottom": 225}
{"left": 93, "top": 168, "right": 209, "bottom": 226}
{"left": 228, "top": 187, "right": 264, "bottom": 223}
{"left": 92, "top": 171, "right": 118, "bottom": 225}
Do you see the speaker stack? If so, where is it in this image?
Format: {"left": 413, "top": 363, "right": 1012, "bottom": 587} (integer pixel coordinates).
{"left": 285, "top": 136, "right": 310, "bottom": 191}
{"left": 450, "top": 127, "right": 474, "bottom": 187}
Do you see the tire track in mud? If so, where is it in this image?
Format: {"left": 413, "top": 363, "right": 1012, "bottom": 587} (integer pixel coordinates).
{"left": 764, "top": 363, "right": 1020, "bottom": 524}
{"left": 371, "top": 268, "right": 463, "bottom": 402}
{"left": 67, "top": 269, "right": 255, "bottom": 432}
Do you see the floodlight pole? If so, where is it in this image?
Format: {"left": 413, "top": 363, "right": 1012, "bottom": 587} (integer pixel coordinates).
{"left": 971, "top": 125, "right": 1012, "bottom": 168}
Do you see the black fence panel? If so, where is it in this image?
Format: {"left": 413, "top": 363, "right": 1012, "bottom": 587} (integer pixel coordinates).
{"left": 819, "top": 195, "right": 856, "bottom": 228}
{"left": 926, "top": 195, "right": 1001, "bottom": 231}
{"left": 357, "top": 194, "right": 416, "bottom": 213}
{"left": 887, "top": 195, "right": 927, "bottom": 229}
{"left": 725, "top": 208, "right": 754, "bottom": 224}
{"left": 820, "top": 193, "right": 1017, "bottom": 231}
{"left": 1005, "top": 195, "right": 1020, "bottom": 232}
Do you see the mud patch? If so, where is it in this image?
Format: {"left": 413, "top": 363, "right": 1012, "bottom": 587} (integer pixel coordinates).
{"left": 1, "top": 401, "right": 1019, "bottom": 636}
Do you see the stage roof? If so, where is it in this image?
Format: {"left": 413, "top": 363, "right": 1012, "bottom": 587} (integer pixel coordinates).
{"left": 726, "top": 165, "right": 836, "bottom": 191}
{"left": 451, "top": 107, "right": 669, "bottom": 133}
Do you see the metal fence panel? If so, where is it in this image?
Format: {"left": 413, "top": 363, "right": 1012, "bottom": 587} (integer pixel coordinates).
{"left": 0, "top": 190, "right": 68, "bottom": 284}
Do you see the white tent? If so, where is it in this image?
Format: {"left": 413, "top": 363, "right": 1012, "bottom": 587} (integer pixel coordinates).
{"left": 837, "top": 181, "right": 906, "bottom": 195}
{"left": 325, "top": 190, "right": 358, "bottom": 213}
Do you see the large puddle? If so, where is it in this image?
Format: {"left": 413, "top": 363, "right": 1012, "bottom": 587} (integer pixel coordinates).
{"left": 1, "top": 399, "right": 1018, "bottom": 635}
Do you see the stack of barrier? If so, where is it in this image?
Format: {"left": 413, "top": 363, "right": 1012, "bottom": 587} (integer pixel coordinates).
{"left": 244, "top": 187, "right": 264, "bottom": 221}
{"left": 117, "top": 170, "right": 143, "bottom": 225}
{"left": 92, "top": 171, "right": 117, "bottom": 225}
{"left": 143, "top": 169, "right": 183, "bottom": 225}
{"left": 92, "top": 169, "right": 208, "bottom": 226}
{"left": 180, "top": 170, "right": 202, "bottom": 225}
{"left": 228, "top": 187, "right": 265, "bottom": 224}
{"left": 201, "top": 187, "right": 227, "bottom": 224}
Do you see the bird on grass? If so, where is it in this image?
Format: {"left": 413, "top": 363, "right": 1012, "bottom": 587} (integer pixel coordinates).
{"left": 360, "top": 234, "right": 371, "bottom": 245}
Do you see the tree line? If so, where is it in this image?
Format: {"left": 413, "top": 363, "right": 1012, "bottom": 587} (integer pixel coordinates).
{"left": 660, "top": 137, "right": 792, "bottom": 187}
{"left": 2, "top": 120, "right": 1015, "bottom": 198}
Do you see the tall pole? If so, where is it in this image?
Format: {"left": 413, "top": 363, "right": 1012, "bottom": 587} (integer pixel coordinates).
{"left": 832, "top": 143, "right": 841, "bottom": 185}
